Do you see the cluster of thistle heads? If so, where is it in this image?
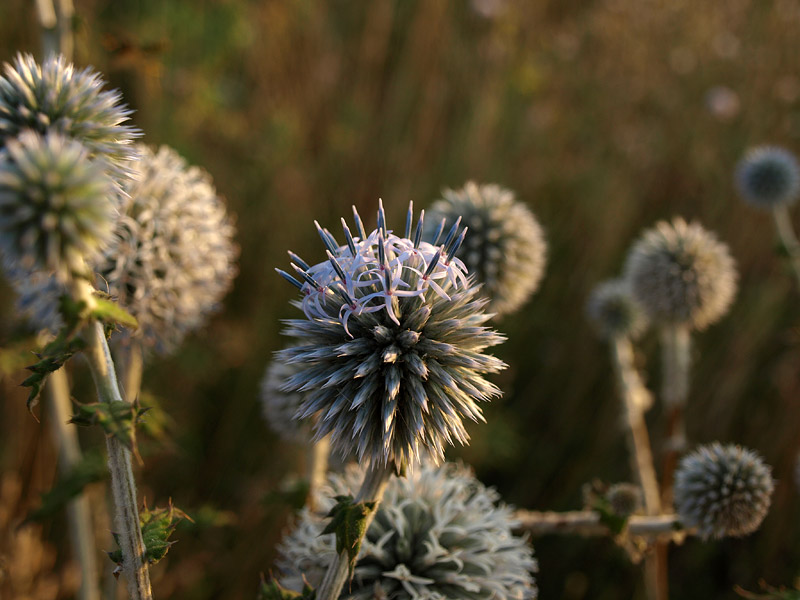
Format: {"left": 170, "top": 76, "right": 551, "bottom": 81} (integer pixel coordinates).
{"left": 0, "top": 53, "right": 237, "bottom": 353}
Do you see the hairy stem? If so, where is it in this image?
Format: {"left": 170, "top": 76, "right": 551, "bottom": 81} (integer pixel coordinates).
{"left": 47, "top": 368, "right": 101, "bottom": 600}
{"left": 772, "top": 204, "right": 800, "bottom": 289}
{"left": 306, "top": 435, "right": 331, "bottom": 512}
{"left": 659, "top": 324, "right": 690, "bottom": 509}
{"left": 316, "top": 462, "right": 393, "bottom": 600}
{"left": 514, "top": 510, "right": 691, "bottom": 541}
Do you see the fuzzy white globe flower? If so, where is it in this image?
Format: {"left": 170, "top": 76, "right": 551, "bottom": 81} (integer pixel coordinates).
{"left": 98, "top": 144, "right": 238, "bottom": 353}
{"left": 427, "top": 182, "right": 547, "bottom": 316}
{"left": 586, "top": 279, "right": 648, "bottom": 339}
{"left": 0, "top": 131, "right": 116, "bottom": 279}
{"left": 674, "top": 443, "right": 773, "bottom": 539}
{"left": 623, "top": 218, "right": 737, "bottom": 330}
{"left": 0, "top": 53, "right": 139, "bottom": 186}
{"left": 736, "top": 146, "right": 800, "bottom": 209}
{"left": 277, "top": 202, "right": 506, "bottom": 469}
{"left": 260, "top": 355, "right": 308, "bottom": 443}
{"left": 276, "top": 462, "right": 538, "bottom": 599}
{"left": 2, "top": 260, "right": 65, "bottom": 333}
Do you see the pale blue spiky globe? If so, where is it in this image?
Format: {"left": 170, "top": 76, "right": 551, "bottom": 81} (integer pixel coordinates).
{"left": 736, "top": 146, "right": 800, "bottom": 209}
{"left": 586, "top": 278, "right": 648, "bottom": 339}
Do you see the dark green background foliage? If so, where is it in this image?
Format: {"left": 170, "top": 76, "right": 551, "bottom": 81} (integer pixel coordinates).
{"left": 1, "top": 1, "right": 800, "bottom": 598}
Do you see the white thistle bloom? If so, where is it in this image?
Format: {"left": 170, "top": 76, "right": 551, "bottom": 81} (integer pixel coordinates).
{"left": 260, "top": 355, "right": 307, "bottom": 443}
{"left": 277, "top": 202, "right": 506, "bottom": 469}
{"left": 276, "top": 462, "right": 538, "bottom": 599}
{"left": 427, "top": 182, "right": 547, "bottom": 316}
{"left": 736, "top": 146, "right": 800, "bottom": 209}
{"left": 2, "top": 260, "right": 65, "bottom": 333}
{"left": 586, "top": 278, "right": 648, "bottom": 340}
{"left": 674, "top": 443, "right": 773, "bottom": 539}
{"left": 98, "top": 145, "right": 238, "bottom": 353}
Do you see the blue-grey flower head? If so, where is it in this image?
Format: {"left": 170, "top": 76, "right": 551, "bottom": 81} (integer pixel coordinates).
{"left": 2, "top": 260, "right": 65, "bottom": 334}
{"left": 98, "top": 145, "right": 238, "bottom": 354}
{"left": 260, "top": 355, "right": 308, "bottom": 443}
{"left": 276, "top": 461, "right": 538, "bottom": 599}
{"left": 586, "top": 278, "right": 648, "bottom": 339}
{"left": 0, "top": 53, "right": 140, "bottom": 186}
{"left": 277, "top": 201, "right": 506, "bottom": 469}
{"left": 736, "top": 146, "right": 800, "bottom": 209}
{"left": 0, "top": 130, "right": 116, "bottom": 279}
{"left": 606, "top": 483, "right": 643, "bottom": 518}
{"left": 623, "top": 218, "right": 737, "bottom": 330}
{"left": 427, "top": 182, "right": 547, "bottom": 316}
{"left": 674, "top": 442, "right": 773, "bottom": 540}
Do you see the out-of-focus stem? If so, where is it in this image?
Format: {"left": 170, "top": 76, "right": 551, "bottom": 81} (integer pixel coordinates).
{"left": 659, "top": 324, "right": 690, "bottom": 508}
{"left": 772, "top": 204, "right": 800, "bottom": 289}
{"left": 306, "top": 435, "right": 331, "bottom": 512}
{"left": 47, "top": 368, "right": 101, "bottom": 600}
{"left": 120, "top": 342, "right": 144, "bottom": 405}
{"left": 35, "top": 0, "right": 74, "bottom": 59}
{"left": 316, "top": 462, "right": 393, "bottom": 600}
{"left": 514, "top": 510, "right": 691, "bottom": 541}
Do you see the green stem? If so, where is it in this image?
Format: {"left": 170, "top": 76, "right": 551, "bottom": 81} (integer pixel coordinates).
{"left": 316, "top": 462, "right": 393, "bottom": 600}
{"left": 660, "top": 324, "right": 691, "bottom": 509}
{"left": 514, "top": 510, "right": 692, "bottom": 541}
{"left": 47, "top": 368, "right": 101, "bottom": 600}
{"left": 306, "top": 435, "right": 331, "bottom": 513}
{"left": 772, "top": 204, "right": 800, "bottom": 289}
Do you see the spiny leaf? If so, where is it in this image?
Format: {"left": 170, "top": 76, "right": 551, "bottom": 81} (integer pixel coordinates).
{"left": 258, "top": 574, "right": 315, "bottom": 600}
{"left": 91, "top": 296, "right": 139, "bottom": 330}
{"left": 321, "top": 495, "right": 376, "bottom": 577}
{"left": 108, "top": 500, "right": 192, "bottom": 567}
{"left": 22, "top": 335, "right": 86, "bottom": 414}
{"left": 69, "top": 399, "right": 150, "bottom": 455}
{"left": 24, "top": 450, "right": 107, "bottom": 523}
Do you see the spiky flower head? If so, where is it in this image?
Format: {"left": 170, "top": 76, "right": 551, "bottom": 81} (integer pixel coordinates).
{"left": 259, "top": 355, "right": 307, "bottom": 443}
{"left": 0, "top": 131, "right": 116, "bottom": 279}
{"left": 98, "top": 144, "right": 238, "bottom": 354}
{"left": 277, "top": 201, "right": 506, "bottom": 469}
{"left": 2, "top": 260, "right": 65, "bottom": 334}
{"left": 674, "top": 442, "right": 773, "bottom": 539}
{"left": 606, "top": 483, "right": 643, "bottom": 518}
{"left": 623, "top": 217, "right": 737, "bottom": 330}
{"left": 0, "top": 53, "right": 139, "bottom": 185}
{"left": 426, "top": 182, "right": 547, "bottom": 316}
{"left": 276, "top": 462, "right": 538, "bottom": 599}
{"left": 586, "top": 278, "right": 648, "bottom": 339}
{"left": 735, "top": 146, "right": 800, "bottom": 209}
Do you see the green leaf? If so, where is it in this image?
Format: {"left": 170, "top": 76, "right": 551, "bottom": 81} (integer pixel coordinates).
{"left": 592, "top": 496, "right": 628, "bottom": 536}
{"left": 69, "top": 399, "right": 150, "bottom": 454}
{"left": 24, "top": 450, "right": 107, "bottom": 523}
{"left": 22, "top": 334, "right": 86, "bottom": 414}
{"left": 91, "top": 296, "right": 139, "bottom": 330}
{"left": 108, "top": 501, "right": 192, "bottom": 567}
{"left": 257, "top": 574, "right": 315, "bottom": 600}
{"left": 320, "top": 495, "right": 376, "bottom": 577}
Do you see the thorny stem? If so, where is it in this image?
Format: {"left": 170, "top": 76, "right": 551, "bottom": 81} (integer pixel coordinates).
{"left": 514, "top": 510, "right": 692, "bottom": 542}
{"left": 306, "top": 434, "right": 331, "bottom": 512}
{"left": 46, "top": 368, "right": 101, "bottom": 600}
{"left": 659, "top": 324, "right": 690, "bottom": 509}
{"left": 771, "top": 204, "right": 800, "bottom": 289}
{"left": 316, "top": 462, "right": 394, "bottom": 600}
{"left": 70, "top": 277, "right": 153, "bottom": 600}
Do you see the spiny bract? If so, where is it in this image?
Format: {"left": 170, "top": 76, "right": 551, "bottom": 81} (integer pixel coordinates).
{"left": 623, "top": 217, "right": 737, "bottom": 330}
{"left": 98, "top": 144, "right": 238, "bottom": 354}
{"left": 0, "top": 53, "right": 140, "bottom": 185}
{"left": 276, "top": 462, "right": 538, "bottom": 600}
{"left": 586, "top": 278, "right": 648, "bottom": 339}
{"left": 735, "top": 146, "right": 800, "bottom": 209}
{"left": 427, "top": 182, "right": 547, "bottom": 316}
{"left": 259, "top": 355, "right": 308, "bottom": 443}
{"left": 277, "top": 201, "right": 506, "bottom": 469}
{"left": 674, "top": 442, "right": 773, "bottom": 539}
{"left": 0, "top": 131, "right": 116, "bottom": 279}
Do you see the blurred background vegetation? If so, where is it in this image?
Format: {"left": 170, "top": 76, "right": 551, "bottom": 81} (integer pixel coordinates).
{"left": 1, "top": 0, "right": 800, "bottom": 598}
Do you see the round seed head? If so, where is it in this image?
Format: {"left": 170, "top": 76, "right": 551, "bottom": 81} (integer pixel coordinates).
{"left": 735, "top": 146, "right": 800, "bottom": 209}
{"left": 260, "top": 355, "right": 308, "bottom": 443}
{"left": 0, "top": 130, "right": 116, "bottom": 279}
{"left": 623, "top": 217, "right": 737, "bottom": 330}
{"left": 0, "top": 53, "right": 140, "bottom": 186}
{"left": 278, "top": 202, "right": 506, "bottom": 469}
{"left": 98, "top": 145, "right": 238, "bottom": 354}
{"left": 606, "top": 483, "right": 643, "bottom": 518}
{"left": 2, "top": 260, "right": 65, "bottom": 334}
{"left": 276, "top": 461, "right": 538, "bottom": 599}
{"left": 586, "top": 278, "right": 648, "bottom": 339}
{"left": 427, "top": 182, "right": 547, "bottom": 316}
{"left": 674, "top": 442, "right": 773, "bottom": 539}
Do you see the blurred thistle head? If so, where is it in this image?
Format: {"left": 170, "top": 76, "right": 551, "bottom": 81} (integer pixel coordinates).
{"left": 277, "top": 201, "right": 506, "bottom": 469}
{"left": 606, "top": 483, "right": 643, "bottom": 518}
{"left": 0, "top": 53, "right": 140, "bottom": 185}
{"left": 427, "top": 182, "right": 547, "bottom": 316}
{"left": 98, "top": 145, "right": 238, "bottom": 354}
{"left": 276, "top": 461, "right": 538, "bottom": 599}
{"left": 2, "top": 260, "right": 65, "bottom": 334}
{"left": 735, "top": 146, "right": 800, "bottom": 209}
{"left": 259, "top": 354, "right": 307, "bottom": 443}
{"left": 586, "top": 278, "right": 648, "bottom": 339}
{"left": 0, "top": 131, "right": 116, "bottom": 279}
{"left": 674, "top": 442, "right": 773, "bottom": 539}
{"left": 623, "top": 217, "right": 737, "bottom": 330}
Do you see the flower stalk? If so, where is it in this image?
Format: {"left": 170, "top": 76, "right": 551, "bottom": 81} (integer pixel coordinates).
{"left": 306, "top": 434, "right": 331, "bottom": 512}
{"left": 660, "top": 324, "right": 690, "bottom": 508}
{"left": 514, "top": 510, "right": 691, "bottom": 542}
{"left": 771, "top": 204, "right": 800, "bottom": 289}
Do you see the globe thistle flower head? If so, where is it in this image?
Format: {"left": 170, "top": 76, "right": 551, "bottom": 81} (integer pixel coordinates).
{"left": 0, "top": 130, "right": 116, "bottom": 280}
{"left": 2, "top": 260, "right": 65, "bottom": 334}
{"left": 735, "top": 146, "right": 800, "bottom": 209}
{"left": 674, "top": 442, "right": 774, "bottom": 539}
{"left": 623, "top": 217, "right": 737, "bottom": 330}
{"left": 277, "top": 201, "right": 507, "bottom": 469}
{"left": 586, "top": 278, "right": 648, "bottom": 339}
{"left": 98, "top": 144, "right": 238, "bottom": 354}
{"left": 606, "top": 483, "right": 643, "bottom": 518}
{"left": 259, "top": 355, "right": 307, "bottom": 443}
{"left": 0, "top": 53, "right": 140, "bottom": 186}
{"left": 276, "top": 461, "right": 538, "bottom": 599}
{"left": 427, "top": 182, "right": 547, "bottom": 316}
